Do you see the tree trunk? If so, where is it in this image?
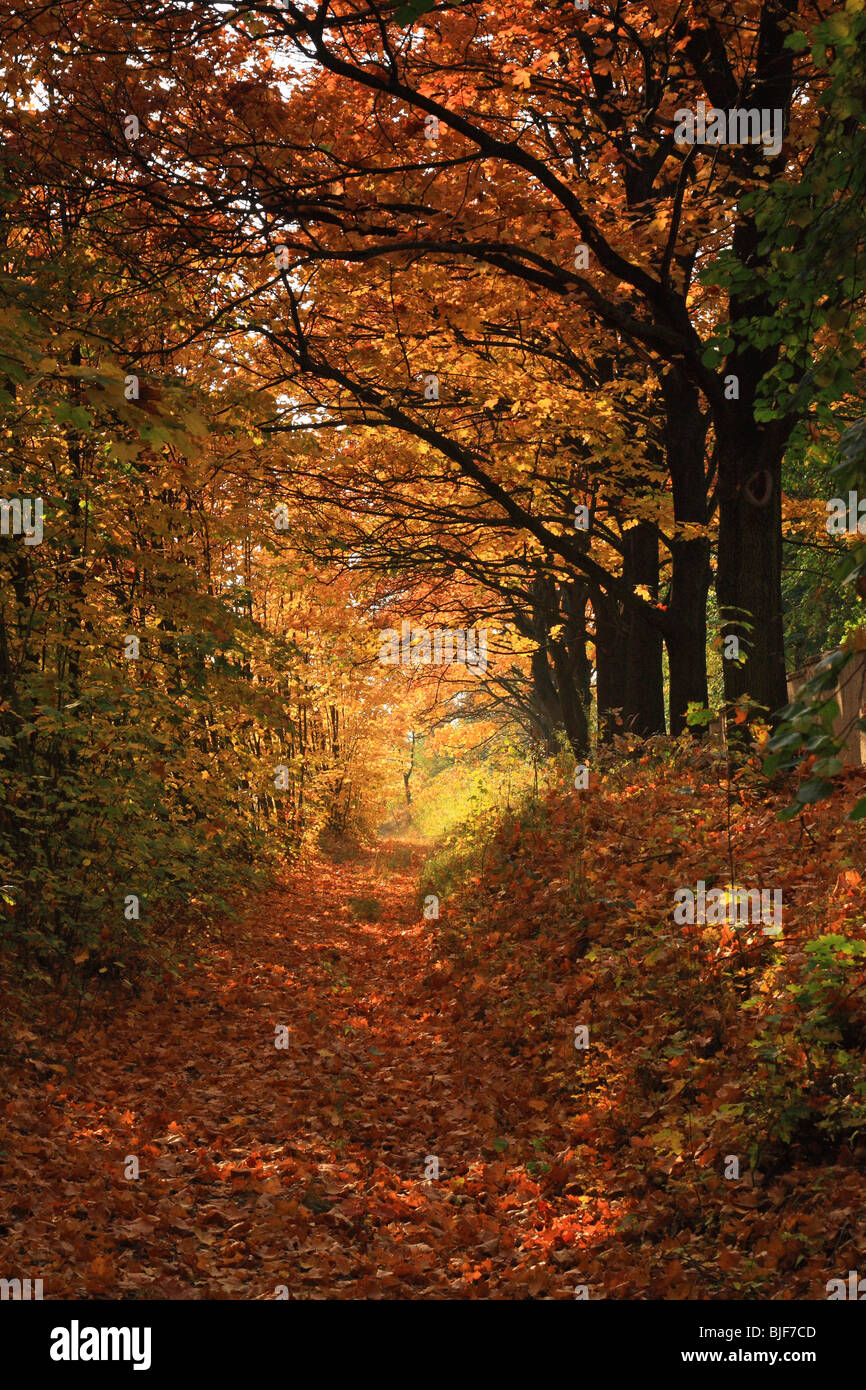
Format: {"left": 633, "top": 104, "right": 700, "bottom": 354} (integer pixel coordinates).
{"left": 403, "top": 730, "right": 416, "bottom": 804}
{"left": 712, "top": 179, "right": 796, "bottom": 724}
{"left": 660, "top": 368, "right": 711, "bottom": 735}
{"left": 622, "top": 521, "right": 666, "bottom": 737}
{"left": 554, "top": 648, "right": 590, "bottom": 758}
{"left": 554, "top": 578, "right": 591, "bottom": 758}
{"left": 594, "top": 589, "right": 626, "bottom": 744}
{"left": 715, "top": 414, "right": 789, "bottom": 718}
{"left": 529, "top": 645, "right": 562, "bottom": 755}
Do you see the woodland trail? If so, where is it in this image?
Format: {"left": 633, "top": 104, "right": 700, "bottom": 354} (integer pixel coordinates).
{"left": 0, "top": 842, "right": 595, "bottom": 1299}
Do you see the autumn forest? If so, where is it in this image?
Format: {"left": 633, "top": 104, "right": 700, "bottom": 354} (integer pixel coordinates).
{"left": 2, "top": 0, "right": 866, "bottom": 1340}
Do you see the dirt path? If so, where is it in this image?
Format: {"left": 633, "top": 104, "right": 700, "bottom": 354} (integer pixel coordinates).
{"left": 0, "top": 843, "right": 588, "bottom": 1299}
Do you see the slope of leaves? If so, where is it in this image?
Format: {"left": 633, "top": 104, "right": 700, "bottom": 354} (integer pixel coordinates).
{"left": 430, "top": 754, "right": 866, "bottom": 1296}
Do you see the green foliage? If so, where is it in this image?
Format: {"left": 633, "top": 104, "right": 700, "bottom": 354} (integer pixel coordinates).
{"left": 685, "top": 702, "right": 715, "bottom": 729}
{"left": 744, "top": 933, "right": 866, "bottom": 1148}
{"left": 782, "top": 437, "right": 864, "bottom": 667}
{"left": 0, "top": 172, "right": 380, "bottom": 990}
{"left": 702, "top": 8, "right": 866, "bottom": 425}
{"left": 766, "top": 417, "right": 866, "bottom": 820}
{"left": 393, "top": 0, "right": 451, "bottom": 24}
{"left": 407, "top": 737, "right": 531, "bottom": 843}
{"left": 419, "top": 800, "right": 503, "bottom": 909}
{"left": 791, "top": 934, "right": 866, "bottom": 1032}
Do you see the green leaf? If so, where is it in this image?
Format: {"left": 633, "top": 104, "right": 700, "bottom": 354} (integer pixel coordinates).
{"left": 393, "top": 0, "right": 441, "bottom": 23}
{"left": 795, "top": 778, "right": 835, "bottom": 804}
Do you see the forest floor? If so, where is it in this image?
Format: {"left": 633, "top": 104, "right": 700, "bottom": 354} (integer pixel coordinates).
{"left": 0, "top": 838, "right": 588, "bottom": 1298}
{"left": 3, "top": 766, "right": 866, "bottom": 1299}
